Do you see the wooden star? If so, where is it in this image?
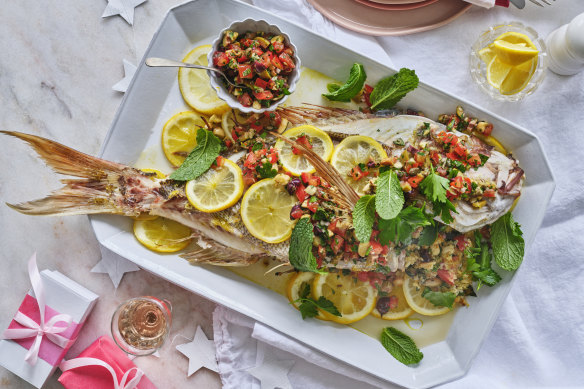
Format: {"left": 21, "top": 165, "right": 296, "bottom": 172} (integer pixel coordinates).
{"left": 112, "top": 59, "right": 137, "bottom": 93}
{"left": 102, "top": 0, "right": 147, "bottom": 25}
{"left": 247, "top": 346, "right": 295, "bottom": 389}
{"left": 176, "top": 326, "right": 218, "bottom": 376}
{"left": 91, "top": 245, "right": 140, "bottom": 288}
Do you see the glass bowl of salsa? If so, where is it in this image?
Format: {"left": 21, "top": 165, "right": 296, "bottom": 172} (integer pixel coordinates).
{"left": 208, "top": 19, "right": 301, "bottom": 113}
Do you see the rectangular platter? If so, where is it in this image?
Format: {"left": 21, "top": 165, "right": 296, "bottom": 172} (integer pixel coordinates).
{"left": 89, "top": 0, "right": 555, "bottom": 387}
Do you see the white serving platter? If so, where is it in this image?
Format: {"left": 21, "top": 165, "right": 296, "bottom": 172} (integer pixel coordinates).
{"left": 90, "top": 0, "right": 555, "bottom": 387}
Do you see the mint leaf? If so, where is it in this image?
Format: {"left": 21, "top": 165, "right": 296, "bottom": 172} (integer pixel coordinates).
{"left": 256, "top": 162, "right": 277, "bottom": 179}
{"left": 353, "top": 195, "right": 376, "bottom": 242}
{"left": 375, "top": 170, "right": 404, "bottom": 220}
{"left": 293, "top": 282, "right": 341, "bottom": 319}
{"left": 298, "top": 300, "right": 319, "bottom": 319}
{"left": 491, "top": 212, "right": 525, "bottom": 271}
{"left": 378, "top": 206, "right": 430, "bottom": 245}
{"left": 170, "top": 129, "right": 221, "bottom": 181}
{"left": 380, "top": 327, "right": 423, "bottom": 365}
{"left": 418, "top": 225, "right": 438, "bottom": 246}
{"left": 289, "top": 218, "right": 323, "bottom": 273}
{"left": 369, "top": 68, "right": 419, "bottom": 111}
{"left": 422, "top": 288, "right": 456, "bottom": 308}
{"left": 323, "top": 63, "right": 366, "bottom": 102}
{"left": 314, "top": 296, "right": 341, "bottom": 317}
{"left": 326, "top": 83, "right": 341, "bottom": 93}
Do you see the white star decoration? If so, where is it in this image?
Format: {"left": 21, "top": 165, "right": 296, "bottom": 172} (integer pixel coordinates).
{"left": 176, "top": 326, "right": 218, "bottom": 376}
{"left": 112, "top": 59, "right": 137, "bottom": 93}
{"left": 247, "top": 345, "right": 295, "bottom": 389}
{"left": 102, "top": 0, "right": 147, "bottom": 25}
{"left": 91, "top": 245, "right": 140, "bottom": 288}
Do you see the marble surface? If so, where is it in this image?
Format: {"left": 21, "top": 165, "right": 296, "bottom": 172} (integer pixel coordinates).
{"left": 0, "top": 1, "right": 223, "bottom": 388}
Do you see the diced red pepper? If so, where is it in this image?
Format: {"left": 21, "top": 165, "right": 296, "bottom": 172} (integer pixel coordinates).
{"left": 268, "top": 150, "right": 278, "bottom": 164}
{"left": 437, "top": 269, "right": 455, "bottom": 286}
{"left": 240, "top": 38, "right": 253, "bottom": 47}
{"left": 253, "top": 90, "right": 273, "bottom": 101}
{"left": 331, "top": 235, "right": 345, "bottom": 255}
{"left": 238, "top": 64, "right": 253, "bottom": 79}
{"left": 407, "top": 176, "right": 423, "bottom": 188}
{"left": 369, "top": 240, "right": 384, "bottom": 255}
{"left": 446, "top": 152, "right": 459, "bottom": 161}
{"left": 244, "top": 152, "right": 258, "bottom": 168}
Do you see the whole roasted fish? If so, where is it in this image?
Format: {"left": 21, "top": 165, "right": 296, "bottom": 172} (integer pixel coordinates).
{"left": 1, "top": 106, "right": 523, "bottom": 272}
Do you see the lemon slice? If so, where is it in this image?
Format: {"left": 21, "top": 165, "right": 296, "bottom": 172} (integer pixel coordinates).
{"left": 221, "top": 109, "right": 250, "bottom": 141}
{"left": 491, "top": 40, "right": 538, "bottom": 66}
{"left": 133, "top": 169, "right": 166, "bottom": 221}
{"left": 402, "top": 276, "right": 451, "bottom": 316}
{"left": 133, "top": 217, "right": 192, "bottom": 253}
{"left": 312, "top": 272, "right": 377, "bottom": 324}
{"left": 185, "top": 159, "right": 244, "bottom": 213}
{"left": 330, "top": 135, "right": 387, "bottom": 196}
{"left": 161, "top": 111, "right": 208, "bottom": 167}
{"left": 494, "top": 31, "right": 537, "bottom": 49}
{"left": 178, "top": 44, "right": 230, "bottom": 115}
{"left": 499, "top": 58, "right": 537, "bottom": 95}
{"left": 274, "top": 125, "right": 334, "bottom": 176}
{"left": 240, "top": 178, "right": 298, "bottom": 244}
{"left": 371, "top": 285, "right": 413, "bottom": 321}
{"left": 287, "top": 272, "right": 329, "bottom": 320}
{"left": 486, "top": 56, "right": 513, "bottom": 90}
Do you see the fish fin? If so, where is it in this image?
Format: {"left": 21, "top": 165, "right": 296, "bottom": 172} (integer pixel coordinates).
{"left": 181, "top": 242, "right": 263, "bottom": 267}
{"left": 2, "top": 131, "right": 130, "bottom": 216}
{"left": 271, "top": 132, "right": 359, "bottom": 207}
{"left": 1, "top": 131, "right": 125, "bottom": 178}
{"left": 277, "top": 104, "right": 371, "bottom": 126}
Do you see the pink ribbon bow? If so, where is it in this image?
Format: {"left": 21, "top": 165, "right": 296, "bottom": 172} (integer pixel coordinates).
{"left": 2, "top": 253, "right": 73, "bottom": 365}
{"left": 60, "top": 357, "right": 144, "bottom": 389}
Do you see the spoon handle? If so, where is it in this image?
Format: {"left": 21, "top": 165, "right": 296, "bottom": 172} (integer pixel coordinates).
{"left": 145, "top": 57, "right": 212, "bottom": 71}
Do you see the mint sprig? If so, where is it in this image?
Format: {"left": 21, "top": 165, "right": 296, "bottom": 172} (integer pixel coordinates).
{"left": 422, "top": 288, "right": 456, "bottom": 308}
{"left": 375, "top": 170, "right": 404, "bottom": 220}
{"left": 170, "top": 129, "right": 221, "bottom": 181}
{"left": 289, "top": 218, "right": 324, "bottom": 273}
{"left": 378, "top": 206, "right": 431, "bottom": 246}
{"left": 322, "top": 63, "right": 366, "bottom": 102}
{"left": 380, "top": 327, "right": 423, "bottom": 366}
{"left": 491, "top": 212, "right": 525, "bottom": 271}
{"left": 369, "top": 68, "right": 419, "bottom": 111}
{"left": 294, "top": 282, "right": 341, "bottom": 319}
{"left": 353, "top": 195, "right": 376, "bottom": 242}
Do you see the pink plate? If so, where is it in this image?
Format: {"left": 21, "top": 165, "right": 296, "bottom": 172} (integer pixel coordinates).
{"left": 306, "top": 0, "right": 471, "bottom": 36}
{"left": 354, "top": 0, "right": 439, "bottom": 10}
{"left": 368, "top": 0, "right": 429, "bottom": 3}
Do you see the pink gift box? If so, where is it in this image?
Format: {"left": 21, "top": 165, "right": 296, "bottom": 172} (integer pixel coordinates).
{"left": 58, "top": 336, "right": 157, "bottom": 389}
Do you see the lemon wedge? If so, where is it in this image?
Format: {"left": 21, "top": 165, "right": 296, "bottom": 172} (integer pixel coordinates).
{"left": 274, "top": 125, "right": 334, "bottom": 176}
{"left": 371, "top": 285, "right": 413, "bottom": 321}
{"left": 499, "top": 58, "right": 537, "bottom": 95}
{"left": 133, "top": 217, "right": 192, "bottom": 253}
{"left": 402, "top": 276, "right": 451, "bottom": 316}
{"left": 161, "top": 111, "right": 208, "bottom": 167}
{"left": 486, "top": 57, "right": 513, "bottom": 90}
{"left": 494, "top": 31, "right": 537, "bottom": 49}
{"left": 312, "top": 272, "right": 377, "bottom": 324}
{"left": 178, "top": 44, "right": 230, "bottom": 115}
{"left": 240, "top": 178, "right": 298, "bottom": 244}
{"left": 185, "top": 159, "right": 244, "bottom": 213}
{"left": 491, "top": 40, "right": 539, "bottom": 66}
{"left": 330, "top": 135, "right": 387, "bottom": 196}
{"left": 287, "top": 272, "right": 329, "bottom": 320}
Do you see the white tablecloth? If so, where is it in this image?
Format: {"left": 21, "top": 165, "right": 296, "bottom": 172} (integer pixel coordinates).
{"left": 214, "top": 1, "right": 584, "bottom": 388}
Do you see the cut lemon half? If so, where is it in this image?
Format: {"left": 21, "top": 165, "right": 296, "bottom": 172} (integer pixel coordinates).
{"left": 403, "top": 276, "right": 451, "bottom": 316}
{"left": 371, "top": 285, "right": 413, "bottom": 321}
{"left": 185, "top": 159, "right": 244, "bottom": 213}
{"left": 330, "top": 135, "right": 387, "bottom": 196}
{"left": 240, "top": 178, "right": 298, "bottom": 244}
{"left": 274, "top": 125, "right": 334, "bottom": 176}
{"left": 178, "top": 44, "right": 230, "bottom": 115}
{"left": 312, "top": 272, "right": 377, "bottom": 324}
{"left": 287, "top": 272, "right": 328, "bottom": 321}
{"left": 161, "top": 111, "right": 208, "bottom": 167}
{"left": 491, "top": 40, "right": 538, "bottom": 66}
{"left": 133, "top": 217, "right": 192, "bottom": 253}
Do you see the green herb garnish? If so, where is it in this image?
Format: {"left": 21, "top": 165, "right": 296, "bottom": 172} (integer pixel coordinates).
{"left": 289, "top": 218, "right": 325, "bottom": 273}
{"left": 322, "top": 63, "right": 366, "bottom": 102}
{"left": 375, "top": 170, "right": 404, "bottom": 220}
{"left": 256, "top": 162, "right": 277, "bottom": 179}
{"left": 380, "top": 327, "right": 423, "bottom": 365}
{"left": 491, "top": 212, "right": 525, "bottom": 271}
{"left": 378, "top": 206, "right": 431, "bottom": 246}
{"left": 170, "top": 129, "right": 222, "bottom": 181}
{"left": 422, "top": 288, "right": 456, "bottom": 308}
{"left": 353, "top": 195, "right": 376, "bottom": 242}
{"left": 369, "top": 68, "right": 419, "bottom": 111}
{"left": 419, "top": 167, "right": 457, "bottom": 224}
{"left": 466, "top": 232, "right": 501, "bottom": 290}
{"left": 294, "top": 282, "right": 341, "bottom": 319}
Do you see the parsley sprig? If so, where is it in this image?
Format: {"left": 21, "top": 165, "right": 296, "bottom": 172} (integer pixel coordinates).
{"left": 419, "top": 167, "right": 457, "bottom": 224}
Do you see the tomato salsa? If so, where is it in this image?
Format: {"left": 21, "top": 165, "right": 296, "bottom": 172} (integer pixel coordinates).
{"left": 213, "top": 30, "right": 296, "bottom": 109}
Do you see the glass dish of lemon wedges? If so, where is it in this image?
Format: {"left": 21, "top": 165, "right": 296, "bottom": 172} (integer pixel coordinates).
{"left": 470, "top": 22, "right": 547, "bottom": 102}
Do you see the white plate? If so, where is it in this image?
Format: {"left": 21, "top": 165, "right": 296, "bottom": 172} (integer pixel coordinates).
{"left": 90, "top": 0, "right": 555, "bottom": 387}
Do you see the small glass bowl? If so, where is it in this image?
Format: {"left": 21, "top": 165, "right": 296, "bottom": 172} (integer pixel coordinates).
{"left": 207, "top": 19, "right": 301, "bottom": 114}
{"left": 469, "top": 21, "right": 547, "bottom": 102}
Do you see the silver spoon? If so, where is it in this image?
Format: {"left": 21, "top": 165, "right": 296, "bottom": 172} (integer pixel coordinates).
{"left": 145, "top": 57, "right": 245, "bottom": 88}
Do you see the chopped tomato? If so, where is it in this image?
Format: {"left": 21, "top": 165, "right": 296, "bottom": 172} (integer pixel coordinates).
{"left": 212, "top": 52, "right": 229, "bottom": 67}
{"left": 237, "top": 64, "right": 253, "bottom": 79}
{"left": 240, "top": 38, "right": 253, "bottom": 47}
{"left": 295, "top": 183, "right": 307, "bottom": 203}
{"left": 224, "top": 139, "right": 233, "bottom": 148}
{"left": 482, "top": 123, "right": 493, "bottom": 137}
{"left": 253, "top": 90, "right": 273, "bottom": 100}
{"left": 244, "top": 152, "right": 258, "bottom": 168}
{"left": 272, "top": 41, "right": 284, "bottom": 53}
{"left": 290, "top": 207, "right": 304, "bottom": 219}
{"left": 454, "top": 144, "right": 467, "bottom": 158}
{"left": 483, "top": 189, "right": 496, "bottom": 198}
{"left": 267, "top": 149, "right": 278, "bottom": 164}
{"left": 301, "top": 172, "right": 313, "bottom": 185}
{"left": 467, "top": 154, "right": 482, "bottom": 167}
{"left": 238, "top": 92, "right": 253, "bottom": 107}
{"left": 446, "top": 152, "right": 459, "bottom": 161}
{"left": 254, "top": 78, "right": 268, "bottom": 89}
{"left": 407, "top": 176, "right": 423, "bottom": 188}
{"left": 350, "top": 165, "right": 369, "bottom": 181}
{"left": 251, "top": 47, "right": 264, "bottom": 57}
{"left": 454, "top": 235, "right": 468, "bottom": 251}
{"left": 279, "top": 53, "right": 295, "bottom": 70}
{"left": 215, "top": 155, "right": 225, "bottom": 168}
{"left": 237, "top": 54, "right": 249, "bottom": 63}
{"left": 243, "top": 170, "right": 256, "bottom": 186}
{"left": 328, "top": 219, "right": 347, "bottom": 239}
{"left": 437, "top": 269, "right": 455, "bottom": 286}
{"left": 307, "top": 200, "right": 319, "bottom": 213}
{"left": 331, "top": 235, "right": 345, "bottom": 254}
{"left": 369, "top": 240, "right": 385, "bottom": 255}
{"left": 362, "top": 84, "right": 373, "bottom": 107}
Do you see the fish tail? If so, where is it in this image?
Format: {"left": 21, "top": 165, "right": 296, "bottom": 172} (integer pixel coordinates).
{"left": 2, "top": 131, "right": 126, "bottom": 216}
